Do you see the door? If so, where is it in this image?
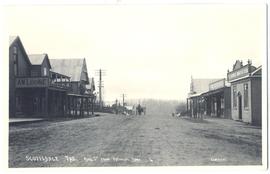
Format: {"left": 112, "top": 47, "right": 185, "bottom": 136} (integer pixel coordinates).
{"left": 33, "top": 97, "right": 40, "bottom": 113}
{"left": 238, "top": 94, "right": 242, "bottom": 120}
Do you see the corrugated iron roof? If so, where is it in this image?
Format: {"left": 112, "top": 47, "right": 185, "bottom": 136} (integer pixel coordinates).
{"left": 50, "top": 59, "right": 85, "bottom": 82}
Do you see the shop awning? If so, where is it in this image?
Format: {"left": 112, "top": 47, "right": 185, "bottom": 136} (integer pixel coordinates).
{"left": 201, "top": 88, "right": 225, "bottom": 97}
{"left": 67, "top": 93, "right": 95, "bottom": 98}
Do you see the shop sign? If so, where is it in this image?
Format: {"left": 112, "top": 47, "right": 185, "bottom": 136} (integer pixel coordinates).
{"left": 209, "top": 79, "right": 225, "bottom": 91}
{"left": 16, "top": 77, "right": 48, "bottom": 88}
{"left": 228, "top": 66, "right": 249, "bottom": 81}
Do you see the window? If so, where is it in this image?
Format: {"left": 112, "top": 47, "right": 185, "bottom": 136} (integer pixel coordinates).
{"left": 43, "top": 67, "right": 47, "bottom": 76}
{"left": 13, "top": 46, "right": 18, "bottom": 76}
{"left": 233, "top": 85, "right": 237, "bottom": 108}
{"left": 13, "top": 46, "right": 17, "bottom": 54}
{"left": 244, "top": 83, "right": 249, "bottom": 108}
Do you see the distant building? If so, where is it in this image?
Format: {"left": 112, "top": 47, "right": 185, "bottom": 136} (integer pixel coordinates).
{"left": 227, "top": 60, "right": 262, "bottom": 126}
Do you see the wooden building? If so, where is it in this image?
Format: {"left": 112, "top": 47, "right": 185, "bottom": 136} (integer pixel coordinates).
{"left": 9, "top": 36, "right": 96, "bottom": 118}
{"left": 227, "top": 60, "right": 262, "bottom": 126}
{"left": 186, "top": 77, "right": 220, "bottom": 118}
{"left": 50, "top": 58, "right": 95, "bottom": 116}
{"left": 9, "top": 36, "right": 71, "bottom": 118}
{"left": 201, "top": 78, "right": 231, "bottom": 118}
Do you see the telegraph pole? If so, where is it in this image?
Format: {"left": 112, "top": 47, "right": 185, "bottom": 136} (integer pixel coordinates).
{"left": 99, "top": 69, "right": 102, "bottom": 109}
{"left": 123, "top": 94, "right": 125, "bottom": 107}
{"left": 95, "top": 69, "right": 106, "bottom": 110}
{"left": 121, "top": 94, "right": 127, "bottom": 106}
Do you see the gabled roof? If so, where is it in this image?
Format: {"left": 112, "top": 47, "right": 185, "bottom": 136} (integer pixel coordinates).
{"left": 28, "top": 54, "right": 46, "bottom": 65}
{"left": 9, "top": 36, "right": 18, "bottom": 46}
{"left": 28, "top": 54, "right": 52, "bottom": 68}
{"left": 86, "top": 78, "right": 95, "bottom": 91}
{"left": 50, "top": 58, "right": 88, "bottom": 82}
{"left": 9, "top": 36, "right": 31, "bottom": 66}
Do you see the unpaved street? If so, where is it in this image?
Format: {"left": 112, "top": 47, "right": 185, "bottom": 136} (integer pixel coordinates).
{"left": 9, "top": 113, "right": 261, "bottom": 167}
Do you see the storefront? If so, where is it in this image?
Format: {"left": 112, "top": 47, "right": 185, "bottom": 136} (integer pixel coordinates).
{"left": 227, "top": 60, "right": 262, "bottom": 126}
{"left": 186, "top": 77, "right": 220, "bottom": 118}
{"left": 10, "top": 36, "right": 97, "bottom": 118}
{"left": 14, "top": 72, "right": 71, "bottom": 117}
{"left": 50, "top": 58, "right": 96, "bottom": 116}
{"left": 201, "top": 78, "right": 231, "bottom": 118}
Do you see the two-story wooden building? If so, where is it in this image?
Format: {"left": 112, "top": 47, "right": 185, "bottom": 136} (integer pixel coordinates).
{"left": 50, "top": 58, "right": 95, "bottom": 116}
{"left": 227, "top": 60, "right": 262, "bottom": 126}
{"left": 9, "top": 36, "right": 71, "bottom": 118}
{"left": 9, "top": 36, "right": 96, "bottom": 118}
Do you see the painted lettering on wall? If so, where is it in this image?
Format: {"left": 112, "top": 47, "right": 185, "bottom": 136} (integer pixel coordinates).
{"left": 228, "top": 66, "right": 249, "bottom": 81}
{"left": 16, "top": 77, "right": 48, "bottom": 88}
{"left": 209, "top": 79, "right": 225, "bottom": 91}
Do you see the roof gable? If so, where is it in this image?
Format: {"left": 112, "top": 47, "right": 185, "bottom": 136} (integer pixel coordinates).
{"left": 233, "top": 60, "right": 243, "bottom": 71}
{"left": 28, "top": 54, "right": 51, "bottom": 69}
{"left": 9, "top": 36, "right": 31, "bottom": 66}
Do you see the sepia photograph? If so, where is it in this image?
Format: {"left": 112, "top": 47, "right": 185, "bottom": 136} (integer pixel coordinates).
{"left": 1, "top": 0, "right": 267, "bottom": 171}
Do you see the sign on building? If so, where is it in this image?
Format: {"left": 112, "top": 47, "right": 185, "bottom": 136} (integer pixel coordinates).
{"left": 16, "top": 77, "right": 49, "bottom": 88}
{"left": 209, "top": 79, "right": 225, "bottom": 91}
{"left": 227, "top": 66, "right": 249, "bottom": 81}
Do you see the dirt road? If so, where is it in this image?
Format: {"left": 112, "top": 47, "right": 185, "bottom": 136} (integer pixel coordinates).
{"left": 9, "top": 113, "right": 261, "bottom": 167}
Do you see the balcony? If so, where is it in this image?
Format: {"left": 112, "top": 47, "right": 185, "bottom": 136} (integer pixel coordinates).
{"left": 49, "top": 71, "right": 71, "bottom": 90}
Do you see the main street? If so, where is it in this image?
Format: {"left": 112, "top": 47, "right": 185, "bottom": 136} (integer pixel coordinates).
{"left": 9, "top": 113, "right": 261, "bottom": 167}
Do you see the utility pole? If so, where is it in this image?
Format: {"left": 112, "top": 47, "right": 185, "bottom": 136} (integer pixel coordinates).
{"left": 95, "top": 69, "right": 106, "bottom": 110}
{"left": 123, "top": 94, "right": 125, "bottom": 107}
{"left": 99, "top": 69, "right": 102, "bottom": 109}
{"left": 121, "top": 94, "right": 127, "bottom": 107}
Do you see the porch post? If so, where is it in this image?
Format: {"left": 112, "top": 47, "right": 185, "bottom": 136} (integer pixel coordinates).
{"left": 87, "top": 97, "right": 89, "bottom": 116}
{"left": 186, "top": 98, "right": 188, "bottom": 116}
{"left": 91, "top": 97, "right": 94, "bottom": 115}
{"left": 45, "top": 88, "right": 49, "bottom": 117}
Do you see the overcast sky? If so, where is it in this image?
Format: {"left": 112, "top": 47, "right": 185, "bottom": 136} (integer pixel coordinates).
{"left": 4, "top": 4, "right": 265, "bottom": 102}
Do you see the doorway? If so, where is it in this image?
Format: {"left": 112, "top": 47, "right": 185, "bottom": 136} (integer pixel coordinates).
{"left": 238, "top": 93, "right": 242, "bottom": 120}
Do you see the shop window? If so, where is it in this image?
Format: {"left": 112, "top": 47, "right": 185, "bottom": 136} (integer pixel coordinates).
{"left": 244, "top": 83, "right": 249, "bottom": 108}
{"left": 233, "top": 85, "right": 237, "bottom": 108}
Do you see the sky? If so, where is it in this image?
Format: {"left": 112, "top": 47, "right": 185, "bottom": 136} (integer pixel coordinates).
{"left": 3, "top": 4, "right": 266, "bottom": 102}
